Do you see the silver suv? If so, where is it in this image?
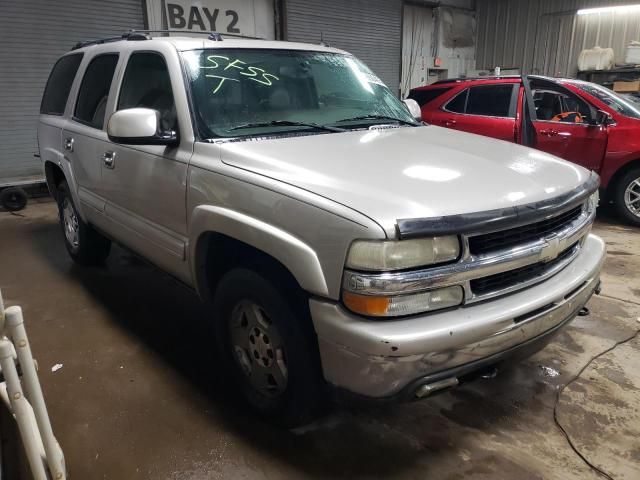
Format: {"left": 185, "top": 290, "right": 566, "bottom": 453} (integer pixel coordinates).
{"left": 39, "top": 32, "right": 605, "bottom": 425}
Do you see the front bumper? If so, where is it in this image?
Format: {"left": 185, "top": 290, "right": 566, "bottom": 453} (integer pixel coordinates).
{"left": 310, "top": 233, "right": 606, "bottom": 399}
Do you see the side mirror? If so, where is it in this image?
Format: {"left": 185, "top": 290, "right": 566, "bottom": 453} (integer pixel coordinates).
{"left": 107, "top": 108, "right": 178, "bottom": 146}
{"left": 593, "top": 109, "right": 614, "bottom": 127}
{"left": 403, "top": 98, "right": 422, "bottom": 122}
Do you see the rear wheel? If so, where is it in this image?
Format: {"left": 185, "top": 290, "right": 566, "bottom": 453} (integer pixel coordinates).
{"left": 213, "top": 268, "right": 324, "bottom": 427}
{"left": 614, "top": 168, "right": 640, "bottom": 227}
{"left": 57, "top": 181, "right": 111, "bottom": 265}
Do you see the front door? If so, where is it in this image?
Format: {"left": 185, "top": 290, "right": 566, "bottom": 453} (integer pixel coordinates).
{"left": 528, "top": 79, "right": 608, "bottom": 171}
{"left": 100, "top": 49, "right": 192, "bottom": 282}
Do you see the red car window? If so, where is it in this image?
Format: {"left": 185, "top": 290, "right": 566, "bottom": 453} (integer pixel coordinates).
{"left": 408, "top": 87, "right": 453, "bottom": 107}
{"left": 445, "top": 85, "right": 514, "bottom": 118}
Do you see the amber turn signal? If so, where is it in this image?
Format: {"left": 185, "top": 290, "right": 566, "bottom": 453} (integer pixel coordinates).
{"left": 342, "top": 291, "right": 390, "bottom": 316}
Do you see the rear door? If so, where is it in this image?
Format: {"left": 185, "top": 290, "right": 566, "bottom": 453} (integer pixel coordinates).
{"left": 62, "top": 53, "right": 120, "bottom": 220}
{"left": 527, "top": 78, "right": 607, "bottom": 171}
{"left": 430, "top": 83, "right": 519, "bottom": 142}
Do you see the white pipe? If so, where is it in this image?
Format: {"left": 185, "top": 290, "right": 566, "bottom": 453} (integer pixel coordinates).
{"left": 5, "top": 306, "right": 66, "bottom": 480}
{"left": 0, "top": 339, "right": 48, "bottom": 480}
{"left": 0, "top": 288, "right": 5, "bottom": 333}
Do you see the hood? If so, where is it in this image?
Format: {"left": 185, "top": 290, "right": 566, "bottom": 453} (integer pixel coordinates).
{"left": 220, "top": 126, "right": 592, "bottom": 237}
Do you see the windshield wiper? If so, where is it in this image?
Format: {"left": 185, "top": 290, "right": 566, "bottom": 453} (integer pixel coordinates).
{"left": 229, "top": 120, "right": 346, "bottom": 133}
{"left": 334, "top": 115, "right": 419, "bottom": 126}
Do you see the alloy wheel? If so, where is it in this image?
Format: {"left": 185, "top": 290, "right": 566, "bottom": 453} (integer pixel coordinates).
{"left": 624, "top": 176, "right": 640, "bottom": 218}
{"left": 62, "top": 198, "right": 80, "bottom": 250}
{"left": 229, "top": 300, "right": 288, "bottom": 397}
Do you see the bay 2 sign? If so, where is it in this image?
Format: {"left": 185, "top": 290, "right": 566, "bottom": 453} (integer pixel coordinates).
{"left": 162, "top": 0, "right": 275, "bottom": 39}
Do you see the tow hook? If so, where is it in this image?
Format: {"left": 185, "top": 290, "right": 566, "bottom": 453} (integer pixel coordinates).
{"left": 578, "top": 307, "right": 590, "bottom": 317}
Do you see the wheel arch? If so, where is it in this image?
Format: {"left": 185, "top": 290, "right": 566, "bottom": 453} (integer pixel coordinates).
{"left": 44, "top": 160, "right": 66, "bottom": 201}
{"left": 605, "top": 158, "right": 640, "bottom": 199}
{"left": 190, "top": 205, "right": 330, "bottom": 303}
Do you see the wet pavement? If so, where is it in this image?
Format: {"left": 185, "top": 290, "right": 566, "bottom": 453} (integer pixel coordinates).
{"left": 0, "top": 200, "right": 639, "bottom": 480}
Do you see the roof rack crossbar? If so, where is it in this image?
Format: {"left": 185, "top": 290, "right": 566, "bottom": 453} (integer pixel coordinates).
{"left": 71, "top": 36, "right": 123, "bottom": 51}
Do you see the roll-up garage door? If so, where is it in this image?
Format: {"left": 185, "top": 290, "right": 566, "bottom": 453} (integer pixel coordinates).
{"left": 285, "top": 0, "right": 402, "bottom": 95}
{"left": 0, "top": 0, "right": 144, "bottom": 181}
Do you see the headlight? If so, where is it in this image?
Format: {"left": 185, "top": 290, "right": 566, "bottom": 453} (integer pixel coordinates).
{"left": 345, "top": 236, "right": 460, "bottom": 271}
{"left": 586, "top": 191, "right": 599, "bottom": 214}
{"left": 342, "top": 286, "right": 464, "bottom": 317}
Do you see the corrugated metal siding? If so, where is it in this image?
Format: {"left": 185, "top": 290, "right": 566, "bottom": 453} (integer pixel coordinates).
{"left": 476, "top": 0, "right": 640, "bottom": 76}
{"left": 285, "top": 0, "right": 402, "bottom": 93}
{"left": 0, "top": 0, "right": 144, "bottom": 181}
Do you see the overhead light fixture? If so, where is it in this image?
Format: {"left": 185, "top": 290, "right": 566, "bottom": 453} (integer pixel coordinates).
{"left": 577, "top": 4, "right": 640, "bottom": 15}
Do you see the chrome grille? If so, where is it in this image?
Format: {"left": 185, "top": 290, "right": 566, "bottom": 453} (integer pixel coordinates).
{"left": 470, "top": 242, "right": 579, "bottom": 296}
{"left": 468, "top": 206, "right": 583, "bottom": 256}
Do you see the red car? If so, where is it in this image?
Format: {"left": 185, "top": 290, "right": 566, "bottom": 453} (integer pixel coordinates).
{"left": 409, "top": 76, "right": 640, "bottom": 226}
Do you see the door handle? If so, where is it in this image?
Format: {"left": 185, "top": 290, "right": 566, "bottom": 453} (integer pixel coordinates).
{"left": 63, "top": 137, "right": 74, "bottom": 152}
{"left": 101, "top": 151, "right": 116, "bottom": 169}
{"left": 444, "top": 119, "right": 457, "bottom": 127}
{"left": 539, "top": 129, "right": 559, "bottom": 137}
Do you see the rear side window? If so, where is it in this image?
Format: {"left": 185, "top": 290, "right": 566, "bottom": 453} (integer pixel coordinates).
{"left": 445, "top": 85, "right": 515, "bottom": 118}
{"left": 408, "top": 87, "right": 453, "bottom": 107}
{"left": 40, "top": 54, "right": 84, "bottom": 115}
{"left": 74, "top": 54, "right": 119, "bottom": 129}
{"left": 466, "top": 85, "right": 514, "bottom": 117}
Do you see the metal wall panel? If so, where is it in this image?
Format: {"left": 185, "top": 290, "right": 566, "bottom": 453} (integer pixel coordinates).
{"left": 476, "top": 0, "right": 640, "bottom": 76}
{"left": 285, "top": 0, "right": 403, "bottom": 92}
{"left": 0, "top": 0, "right": 144, "bottom": 181}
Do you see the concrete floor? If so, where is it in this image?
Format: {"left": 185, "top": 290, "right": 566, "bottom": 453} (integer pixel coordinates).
{"left": 0, "top": 200, "right": 639, "bottom": 480}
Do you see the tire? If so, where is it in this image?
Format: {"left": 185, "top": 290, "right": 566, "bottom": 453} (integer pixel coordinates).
{"left": 613, "top": 167, "right": 640, "bottom": 227}
{"left": 212, "top": 267, "right": 325, "bottom": 427}
{"left": 0, "top": 187, "right": 28, "bottom": 212}
{"left": 57, "top": 181, "right": 111, "bottom": 265}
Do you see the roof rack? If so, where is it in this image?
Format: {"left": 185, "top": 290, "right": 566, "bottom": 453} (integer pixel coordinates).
{"left": 71, "top": 29, "right": 265, "bottom": 50}
{"left": 431, "top": 75, "right": 523, "bottom": 84}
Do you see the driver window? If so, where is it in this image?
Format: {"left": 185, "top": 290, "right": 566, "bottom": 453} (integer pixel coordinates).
{"left": 532, "top": 87, "right": 591, "bottom": 124}
{"left": 118, "top": 53, "right": 177, "bottom": 132}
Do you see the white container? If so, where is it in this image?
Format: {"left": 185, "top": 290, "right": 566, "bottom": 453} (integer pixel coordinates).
{"left": 578, "top": 46, "right": 615, "bottom": 71}
{"left": 624, "top": 41, "right": 640, "bottom": 65}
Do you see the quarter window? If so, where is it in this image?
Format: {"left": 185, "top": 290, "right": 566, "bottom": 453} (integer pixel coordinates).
{"left": 408, "top": 87, "right": 453, "bottom": 107}
{"left": 74, "top": 54, "right": 119, "bottom": 129}
{"left": 40, "top": 54, "right": 84, "bottom": 115}
{"left": 446, "top": 89, "right": 468, "bottom": 113}
{"left": 118, "top": 53, "right": 177, "bottom": 132}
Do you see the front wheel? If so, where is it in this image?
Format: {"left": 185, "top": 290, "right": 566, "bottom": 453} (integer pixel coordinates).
{"left": 212, "top": 268, "right": 325, "bottom": 427}
{"left": 57, "top": 181, "right": 111, "bottom": 265}
{"left": 613, "top": 168, "right": 640, "bottom": 227}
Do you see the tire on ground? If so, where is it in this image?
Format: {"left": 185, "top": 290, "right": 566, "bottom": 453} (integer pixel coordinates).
{"left": 212, "top": 267, "right": 325, "bottom": 427}
{"left": 613, "top": 167, "right": 640, "bottom": 227}
{"left": 57, "top": 180, "right": 111, "bottom": 265}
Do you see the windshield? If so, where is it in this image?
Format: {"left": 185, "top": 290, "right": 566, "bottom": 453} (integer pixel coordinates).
{"left": 574, "top": 82, "right": 640, "bottom": 119}
{"left": 181, "top": 49, "right": 416, "bottom": 139}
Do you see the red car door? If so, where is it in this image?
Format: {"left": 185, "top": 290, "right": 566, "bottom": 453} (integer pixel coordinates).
{"left": 430, "top": 83, "right": 519, "bottom": 143}
{"left": 528, "top": 80, "right": 607, "bottom": 171}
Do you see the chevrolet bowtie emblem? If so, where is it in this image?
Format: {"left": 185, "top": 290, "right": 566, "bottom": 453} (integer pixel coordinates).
{"left": 541, "top": 237, "right": 562, "bottom": 262}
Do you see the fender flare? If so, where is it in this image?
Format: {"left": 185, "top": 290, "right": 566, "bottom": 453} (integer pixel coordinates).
{"left": 43, "top": 158, "right": 86, "bottom": 221}
{"left": 189, "top": 205, "right": 330, "bottom": 298}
